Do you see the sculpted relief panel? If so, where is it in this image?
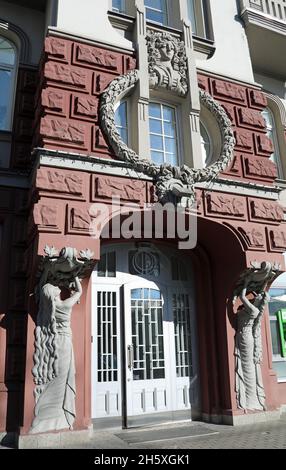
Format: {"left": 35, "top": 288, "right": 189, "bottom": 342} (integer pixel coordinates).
{"left": 30, "top": 247, "right": 94, "bottom": 434}
{"left": 146, "top": 30, "right": 188, "bottom": 96}
{"left": 233, "top": 262, "right": 279, "bottom": 411}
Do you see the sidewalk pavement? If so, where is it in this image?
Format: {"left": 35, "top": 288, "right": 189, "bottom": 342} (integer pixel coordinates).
{"left": 1, "top": 413, "right": 286, "bottom": 449}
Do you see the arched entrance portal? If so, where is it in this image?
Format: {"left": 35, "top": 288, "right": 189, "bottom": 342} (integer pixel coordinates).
{"left": 91, "top": 243, "right": 200, "bottom": 428}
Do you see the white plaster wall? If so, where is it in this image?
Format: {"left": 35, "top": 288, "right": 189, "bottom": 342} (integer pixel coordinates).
{"left": 255, "top": 73, "right": 286, "bottom": 113}
{"left": 54, "top": 0, "right": 133, "bottom": 50}
{"left": 0, "top": 0, "right": 45, "bottom": 64}
{"left": 197, "top": 0, "right": 254, "bottom": 84}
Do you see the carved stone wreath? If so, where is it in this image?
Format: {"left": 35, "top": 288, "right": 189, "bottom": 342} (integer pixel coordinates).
{"left": 100, "top": 70, "right": 236, "bottom": 205}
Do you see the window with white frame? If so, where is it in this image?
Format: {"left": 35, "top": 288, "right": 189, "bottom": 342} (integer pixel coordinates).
{"left": 0, "top": 37, "right": 17, "bottom": 131}
{"left": 144, "top": 0, "right": 168, "bottom": 25}
{"left": 112, "top": 0, "right": 125, "bottom": 13}
{"left": 115, "top": 101, "right": 129, "bottom": 145}
{"left": 149, "top": 102, "right": 179, "bottom": 166}
{"left": 268, "top": 288, "right": 286, "bottom": 382}
{"left": 187, "top": 0, "right": 210, "bottom": 38}
{"left": 262, "top": 107, "right": 282, "bottom": 177}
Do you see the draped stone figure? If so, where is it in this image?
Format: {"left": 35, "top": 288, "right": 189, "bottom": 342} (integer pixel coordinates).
{"left": 30, "top": 276, "right": 82, "bottom": 434}
{"left": 233, "top": 261, "right": 279, "bottom": 411}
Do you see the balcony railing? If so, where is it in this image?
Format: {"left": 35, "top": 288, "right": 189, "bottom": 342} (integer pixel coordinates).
{"left": 241, "top": 0, "right": 286, "bottom": 22}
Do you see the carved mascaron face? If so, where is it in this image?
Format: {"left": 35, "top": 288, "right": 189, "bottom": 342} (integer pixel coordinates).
{"left": 157, "top": 41, "right": 175, "bottom": 62}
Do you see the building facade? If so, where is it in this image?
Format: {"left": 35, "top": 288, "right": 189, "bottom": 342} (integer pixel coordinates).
{"left": 0, "top": 0, "right": 286, "bottom": 446}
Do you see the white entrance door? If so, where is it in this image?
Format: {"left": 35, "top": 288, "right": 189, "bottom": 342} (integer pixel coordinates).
{"left": 124, "top": 280, "right": 172, "bottom": 417}
{"left": 92, "top": 284, "right": 121, "bottom": 420}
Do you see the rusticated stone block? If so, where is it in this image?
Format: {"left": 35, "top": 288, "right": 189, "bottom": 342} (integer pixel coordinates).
{"left": 205, "top": 193, "right": 246, "bottom": 219}
{"left": 93, "top": 74, "right": 114, "bottom": 94}
{"left": 248, "top": 89, "right": 268, "bottom": 110}
{"left": 74, "top": 44, "right": 119, "bottom": 71}
{"left": 42, "top": 88, "right": 66, "bottom": 114}
{"left": 93, "top": 128, "right": 109, "bottom": 151}
{"left": 223, "top": 155, "right": 241, "bottom": 175}
{"left": 235, "top": 129, "right": 254, "bottom": 153}
{"left": 45, "top": 37, "right": 69, "bottom": 62}
{"left": 236, "top": 108, "right": 266, "bottom": 130}
{"left": 212, "top": 79, "right": 246, "bottom": 104}
{"left": 221, "top": 103, "right": 236, "bottom": 124}
{"left": 72, "top": 95, "right": 98, "bottom": 121}
{"left": 44, "top": 62, "right": 87, "bottom": 89}
{"left": 255, "top": 134, "right": 274, "bottom": 156}
{"left": 33, "top": 203, "right": 62, "bottom": 232}
{"left": 268, "top": 229, "right": 286, "bottom": 252}
{"left": 67, "top": 206, "right": 92, "bottom": 235}
{"left": 249, "top": 199, "right": 284, "bottom": 223}
{"left": 40, "top": 117, "right": 86, "bottom": 145}
{"left": 92, "top": 175, "right": 146, "bottom": 203}
{"left": 237, "top": 225, "right": 265, "bottom": 250}
{"left": 37, "top": 168, "right": 85, "bottom": 198}
{"left": 243, "top": 156, "right": 277, "bottom": 180}
{"left": 197, "top": 75, "right": 209, "bottom": 91}
{"left": 125, "top": 56, "right": 137, "bottom": 72}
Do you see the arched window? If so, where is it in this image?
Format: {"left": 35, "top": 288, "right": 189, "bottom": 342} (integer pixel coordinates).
{"left": 144, "top": 0, "right": 168, "bottom": 26}
{"left": 262, "top": 107, "right": 283, "bottom": 177}
{"left": 0, "top": 36, "right": 17, "bottom": 131}
{"left": 200, "top": 121, "right": 211, "bottom": 167}
{"left": 149, "top": 102, "right": 180, "bottom": 166}
{"left": 115, "top": 101, "right": 129, "bottom": 145}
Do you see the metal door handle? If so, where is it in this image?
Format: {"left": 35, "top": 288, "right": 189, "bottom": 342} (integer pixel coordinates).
{"left": 127, "top": 345, "right": 134, "bottom": 370}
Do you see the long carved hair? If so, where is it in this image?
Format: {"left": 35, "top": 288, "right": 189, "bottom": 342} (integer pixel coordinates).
{"left": 32, "top": 284, "right": 60, "bottom": 401}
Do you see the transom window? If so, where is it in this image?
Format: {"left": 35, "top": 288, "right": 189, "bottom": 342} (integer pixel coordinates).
{"left": 144, "top": 0, "right": 168, "bottom": 25}
{"left": 0, "top": 37, "right": 17, "bottom": 131}
{"left": 115, "top": 101, "right": 128, "bottom": 145}
{"left": 149, "top": 102, "right": 179, "bottom": 166}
